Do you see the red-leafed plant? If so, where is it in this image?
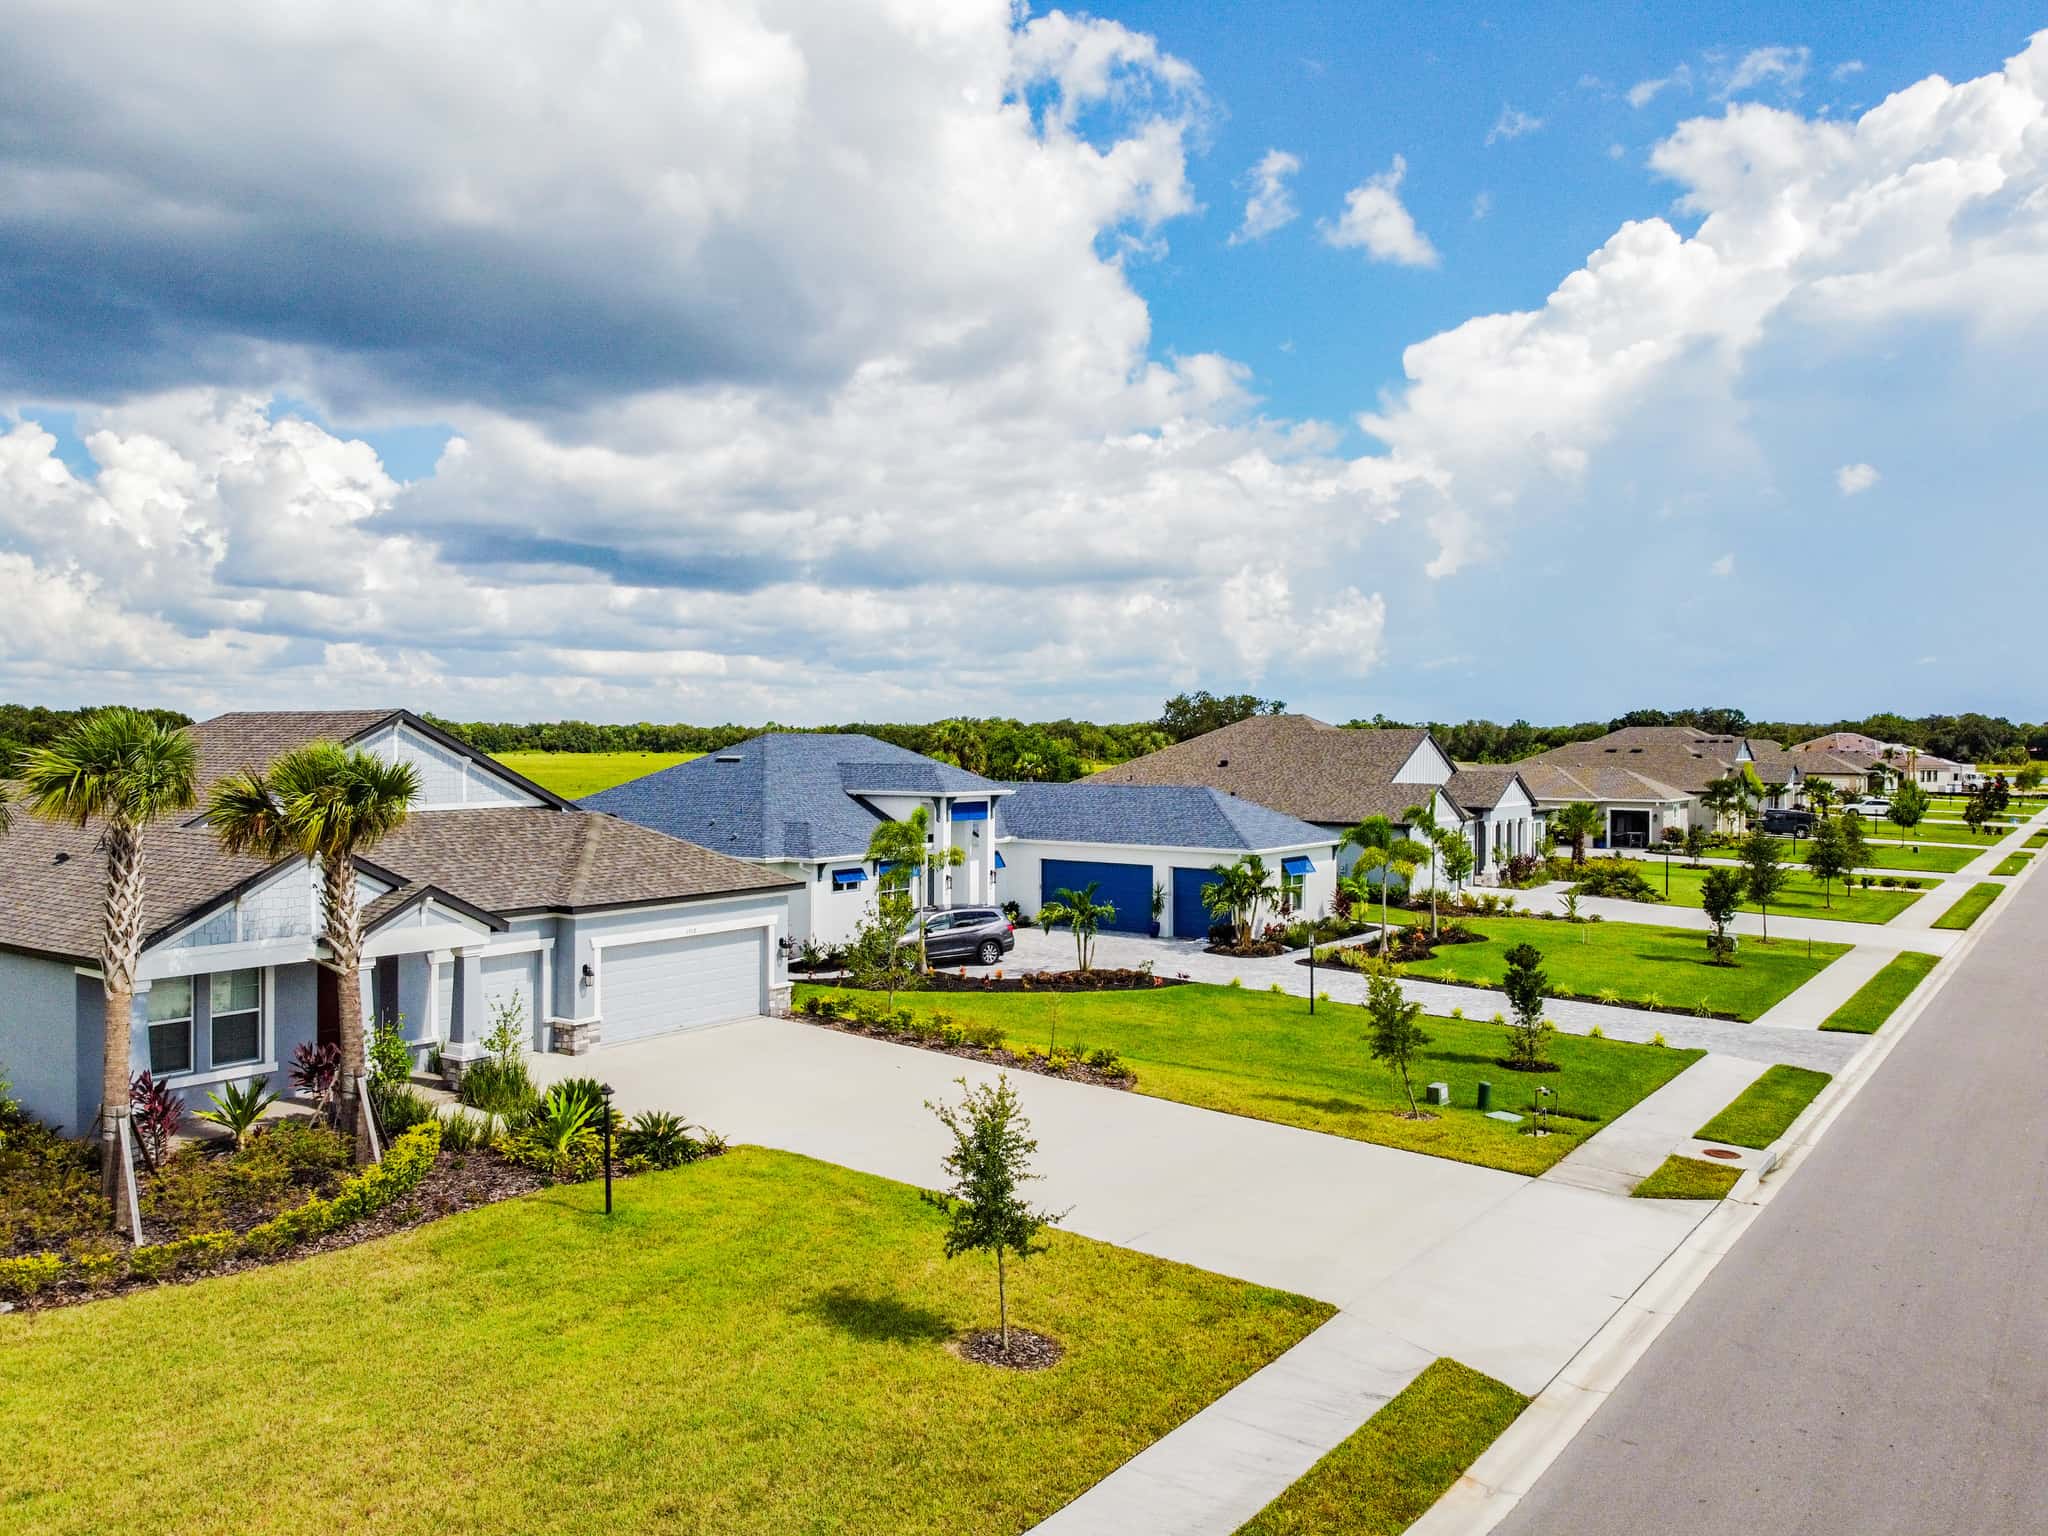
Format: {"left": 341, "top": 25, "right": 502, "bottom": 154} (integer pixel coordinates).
{"left": 128, "top": 1071, "right": 186, "bottom": 1173}
{"left": 291, "top": 1040, "right": 343, "bottom": 1117}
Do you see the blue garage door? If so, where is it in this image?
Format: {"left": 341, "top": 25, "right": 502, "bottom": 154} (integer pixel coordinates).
{"left": 1041, "top": 859, "right": 1153, "bottom": 934}
{"left": 1171, "top": 866, "right": 1220, "bottom": 941}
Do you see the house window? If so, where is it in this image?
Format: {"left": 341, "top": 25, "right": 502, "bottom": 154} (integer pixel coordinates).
{"left": 147, "top": 978, "right": 194, "bottom": 1076}
{"left": 1281, "top": 871, "right": 1305, "bottom": 910}
{"left": 209, "top": 969, "right": 263, "bottom": 1066}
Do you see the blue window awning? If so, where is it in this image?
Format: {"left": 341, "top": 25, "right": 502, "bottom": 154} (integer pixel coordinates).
{"left": 831, "top": 868, "right": 867, "bottom": 888}
{"left": 1282, "top": 855, "right": 1315, "bottom": 876}
{"left": 876, "top": 860, "right": 901, "bottom": 876}
{"left": 993, "top": 850, "right": 1006, "bottom": 869}
{"left": 950, "top": 799, "right": 989, "bottom": 822}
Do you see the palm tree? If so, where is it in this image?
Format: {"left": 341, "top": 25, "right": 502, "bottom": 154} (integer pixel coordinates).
{"left": 1399, "top": 802, "right": 1451, "bottom": 937}
{"left": 1551, "top": 801, "right": 1601, "bottom": 866}
{"left": 1036, "top": 882, "right": 1115, "bottom": 971}
{"left": 1804, "top": 778, "right": 1837, "bottom": 819}
{"left": 204, "top": 742, "right": 419, "bottom": 1159}
{"left": 1238, "top": 854, "right": 1278, "bottom": 941}
{"left": 19, "top": 709, "right": 198, "bottom": 1213}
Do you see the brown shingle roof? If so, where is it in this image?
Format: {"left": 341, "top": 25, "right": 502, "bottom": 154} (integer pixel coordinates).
{"left": 186, "top": 710, "right": 398, "bottom": 794}
{"left": 1445, "top": 766, "right": 1523, "bottom": 812}
{"left": 1525, "top": 727, "right": 1790, "bottom": 794}
{"left": 1517, "top": 762, "right": 1693, "bottom": 805}
{"left": 1085, "top": 715, "right": 1440, "bottom": 825}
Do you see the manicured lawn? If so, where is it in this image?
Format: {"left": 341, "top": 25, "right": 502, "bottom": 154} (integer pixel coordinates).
{"left": 1822, "top": 952, "right": 1939, "bottom": 1033}
{"left": 1843, "top": 842, "right": 1983, "bottom": 874}
{"left": 1640, "top": 862, "right": 1923, "bottom": 926}
{"left": 1870, "top": 822, "right": 2012, "bottom": 847}
{"left": 1633, "top": 1155, "right": 1740, "bottom": 1200}
{"left": 1234, "top": 1359, "right": 1528, "bottom": 1536}
{"left": 795, "top": 983, "right": 1702, "bottom": 1177}
{"left": 2028, "top": 832, "right": 2048, "bottom": 849}
{"left": 1392, "top": 914, "right": 1851, "bottom": 1021}
{"left": 494, "top": 749, "right": 701, "bottom": 798}
{"left": 1933, "top": 882, "right": 2003, "bottom": 930}
{"left": 1695, "top": 1065, "right": 1831, "bottom": 1148}
{"left": 0, "top": 1149, "right": 1329, "bottom": 1536}
{"left": 1992, "top": 852, "right": 2034, "bottom": 876}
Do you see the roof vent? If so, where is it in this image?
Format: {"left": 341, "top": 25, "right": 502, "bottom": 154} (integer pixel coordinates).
{"left": 1218, "top": 758, "right": 1229, "bottom": 767}
{"left": 53, "top": 851, "right": 69, "bottom": 865}
{"left": 715, "top": 753, "right": 743, "bottom": 763}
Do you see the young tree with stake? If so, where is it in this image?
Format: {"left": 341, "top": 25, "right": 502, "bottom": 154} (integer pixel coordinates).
{"left": 1500, "top": 943, "right": 1555, "bottom": 1071}
{"left": 1700, "top": 867, "right": 1744, "bottom": 965}
{"left": 925, "top": 1076, "right": 1065, "bottom": 1356}
{"left": 1364, "top": 973, "right": 1433, "bottom": 1118}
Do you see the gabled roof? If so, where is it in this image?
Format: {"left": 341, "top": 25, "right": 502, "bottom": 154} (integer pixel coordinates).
{"left": 995, "top": 783, "right": 1331, "bottom": 852}
{"left": 1524, "top": 727, "right": 1789, "bottom": 795}
{"left": 1445, "top": 766, "right": 1530, "bottom": 813}
{"left": 1518, "top": 762, "right": 1693, "bottom": 806}
{"left": 584, "top": 733, "right": 1003, "bottom": 861}
{"left": 1084, "top": 715, "right": 1445, "bottom": 825}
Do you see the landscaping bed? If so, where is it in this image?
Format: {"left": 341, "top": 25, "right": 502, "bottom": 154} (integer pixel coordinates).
{"left": 0, "top": 1148, "right": 1332, "bottom": 1536}
{"left": 795, "top": 989, "right": 1137, "bottom": 1087}
{"left": 840, "top": 966, "right": 1186, "bottom": 994}
{"left": 800, "top": 984, "right": 1703, "bottom": 1177}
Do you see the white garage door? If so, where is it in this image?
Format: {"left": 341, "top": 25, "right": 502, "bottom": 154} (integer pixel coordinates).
{"left": 602, "top": 928, "right": 766, "bottom": 1043}
{"left": 480, "top": 950, "right": 543, "bottom": 1047}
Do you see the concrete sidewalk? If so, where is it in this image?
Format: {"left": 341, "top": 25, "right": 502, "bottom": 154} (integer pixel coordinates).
{"left": 1749, "top": 944, "right": 1891, "bottom": 1028}
{"left": 1541, "top": 1054, "right": 1768, "bottom": 1197}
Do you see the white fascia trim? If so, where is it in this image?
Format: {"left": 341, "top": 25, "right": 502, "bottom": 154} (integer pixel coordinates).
{"left": 140, "top": 937, "right": 317, "bottom": 981}
{"left": 480, "top": 935, "right": 555, "bottom": 957}
{"left": 588, "top": 912, "right": 781, "bottom": 953}
{"left": 363, "top": 921, "right": 493, "bottom": 960}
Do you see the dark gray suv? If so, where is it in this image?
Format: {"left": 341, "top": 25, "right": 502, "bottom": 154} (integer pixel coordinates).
{"left": 900, "top": 907, "right": 1016, "bottom": 967}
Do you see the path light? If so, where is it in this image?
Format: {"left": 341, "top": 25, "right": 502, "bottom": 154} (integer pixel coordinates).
{"left": 600, "top": 1083, "right": 615, "bottom": 1216}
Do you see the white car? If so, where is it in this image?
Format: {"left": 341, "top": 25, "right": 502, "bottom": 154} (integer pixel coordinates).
{"left": 1846, "top": 797, "right": 1892, "bottom": 817}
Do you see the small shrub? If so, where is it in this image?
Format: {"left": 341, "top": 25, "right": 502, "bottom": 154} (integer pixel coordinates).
{"left": 370, "top": 1082, "right": 438, "bottom": 1139}
{"left": 618, "top": 1110, "right": 708, "bottom": 1170}
{"left": 1268, "top": 982, "right": 1285, "bottom": 994}
{"left": 1651, "top": 1031, "right": 1669, "bottom": 1047}
{"left": 194, "top": 1077, "right": 281, "bottom": 1150}
{"left": 459, "top": 1055, "right": 538, "bottom": 1123}
{"left": 1594, "top": 988, "right": 1622, "bottom": 1006}
{"left": 367, "top": 1015, "right": 414, "bottom": 1090}
{"left": 0, "top": 1253, "right": 66, "bottom": 1300}
{"left": 500, "top": 1086, "right": 602, "bottom": 1182}
{"left": 1587, "top": 1023, "right": 1606, "bottom": 1039}
{"left": 289, "top": 1040, "right": 342, "bottom": 1115}
{"left": 128, "top": 1071, "right": 185, "bottom": 1174}
{"left": 1229, "top": 977, "right": 1243, "bottom": 988}
{"left": 439, "top": 1108, "right": 492, "bottom": 1152}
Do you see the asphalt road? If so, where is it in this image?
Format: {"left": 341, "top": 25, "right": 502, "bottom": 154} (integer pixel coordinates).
{"left": 1499, "top": 866, "right": 2048, "bottom": 1536}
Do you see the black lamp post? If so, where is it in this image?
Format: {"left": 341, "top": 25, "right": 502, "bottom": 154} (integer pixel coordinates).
{"left": 599, "top": 1083, "right": 615, "bottom": 1216}
{"left": 1308, "top": 944, "right": 1316, "bottom": 1015}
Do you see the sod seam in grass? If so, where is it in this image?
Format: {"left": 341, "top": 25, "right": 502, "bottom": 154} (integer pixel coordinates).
{"left": 1633, "top": 1155, "right": 1741, "bottom": 1200}
{"left": 1695, "top": 1064, "right": 1831, "bottom": 1149}
{"left": 1932, "top": 882, "right": 2002, "bottom": 930}
{"left": 1233, "top": 1358, "right": 1529, "bottom": 1536}
{"left": 1821, "top": 952, "right": 1939, "bottom": 1033}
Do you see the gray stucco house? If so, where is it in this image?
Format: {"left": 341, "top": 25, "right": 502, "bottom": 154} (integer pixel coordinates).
{"left": 0, "top": 710, "right": 797, "bottom": 1136}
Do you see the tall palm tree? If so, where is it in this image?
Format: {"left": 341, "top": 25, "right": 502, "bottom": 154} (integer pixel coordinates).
{"left": 19, "top": 710, "right": 198, "bottom": 1213}
{"left": 204, "top": 742, "right": 419, "bottom": 1158}
{"left": 864, "top": 805, "right": 964, "bottom": 971}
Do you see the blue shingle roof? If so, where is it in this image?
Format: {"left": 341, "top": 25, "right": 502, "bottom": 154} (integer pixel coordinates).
{"left": 582, "top": 734, "right": 1001, "bottom": 861}
{"left": 995, "top": 783, "right": 1330, "bottom": 851}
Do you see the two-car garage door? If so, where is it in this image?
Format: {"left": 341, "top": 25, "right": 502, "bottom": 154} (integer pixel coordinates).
{"left": 1039, "top": 859, "right": 1154, "bottom": 934}
{"left": 602, "top": 928, "right": 768, "bottom": 1043}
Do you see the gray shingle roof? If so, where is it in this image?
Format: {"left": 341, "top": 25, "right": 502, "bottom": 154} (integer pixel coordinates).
{"left": 583, "top": 733, "right": 1003, "bottom": 861}
{"left": 994, "top": 783, "right": 1331, "bottom": 851}
{"left": 1085, "top": 715, "right": 1441, "bottom": 825}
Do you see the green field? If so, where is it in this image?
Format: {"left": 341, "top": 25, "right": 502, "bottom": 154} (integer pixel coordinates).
{"left": 0, "top": 1149, "right": 1326, "bottom": 1536}
{"left": 1234, "top": 1359, "right": 1528, "bottom": 1536}
{"left": 1933, "top": 882, "right": 2003, "bottom": 931}
{"left": 1626, "top": 862, "right": 1924, "bottom": 926}
{"left": 1389, "top": 914, "right": 1850, "bottom": 1021}
{"left": 795, "top": 982, "right": 1701, "bottom": 1177}
{"left": 1633, "top": 1155, "right": 1741, "bottom": 1200}
{"left": 1869, "top": 822, "right": 2013, "bottom": 847}
{"left": 1695, "top": 1065, "right": 1831, "bottom": 1148}
{"left": 1821, "top": 952, "right": 1939, "bottom": 1034}
{"left": 494, "top": 749, "right": 701, "bottom": 798}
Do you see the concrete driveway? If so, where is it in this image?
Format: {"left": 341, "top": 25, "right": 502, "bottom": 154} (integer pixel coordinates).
{"left": 534, "top": 1015, "right": 1717, "bottom": 1396}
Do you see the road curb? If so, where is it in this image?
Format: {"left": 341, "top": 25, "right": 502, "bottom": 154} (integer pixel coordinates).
{"left": 1404, "top": 822, "right": 2036, "bottom": 1535}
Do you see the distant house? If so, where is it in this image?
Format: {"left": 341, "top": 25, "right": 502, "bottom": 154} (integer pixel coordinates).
{"left": 0, "top": 711, "right": 798, "bottom": 1136}
{"left": 1082, "top": 714, "right": 1537, "bottom": 885}
{"left": 586, "top": 733, "right": 1335, "bottom": 944}
{"left": 1518, "top": 726, "right": 1797, "bottom": 847}
{"left": 1790, "top": 735, "right": 1978, "bottom": 793}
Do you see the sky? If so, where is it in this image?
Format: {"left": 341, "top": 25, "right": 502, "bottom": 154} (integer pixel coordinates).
{"left": 2, "top": 2, "right": 2045, "bottom": 728}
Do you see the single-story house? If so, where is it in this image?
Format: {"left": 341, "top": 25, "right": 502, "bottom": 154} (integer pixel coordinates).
{"left": 0, "top": 710, "right": 798, "bottom": 1136}
{"left": 1518, "top": 726, "right": 1796, "bottom": 846}
{"left": 1082, "top": 714, "right": 1535, "bottom": 886}
{"left": 584, "top": 732, "right": 1337, "bottom": 944}
{"left": 1789, "top": 735, "right": 1978, "bottom": 794}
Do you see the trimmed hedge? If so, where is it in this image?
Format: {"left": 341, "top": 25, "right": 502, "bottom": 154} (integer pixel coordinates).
{"left": 0, "top": 1121, "right": 442, "bottom": 1301}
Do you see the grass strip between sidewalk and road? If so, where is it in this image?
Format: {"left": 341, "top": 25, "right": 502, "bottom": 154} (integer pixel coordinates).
{"left": 0, "top": 1148, "right": 1329, "bottom": 1536}
{"left": 1821, "top": 952, "right": 1940, "bottom": 1034}
{"left": 1992, "top": 852, "right": 2033, "bottom": 876}
{"left": 1695, "top": 1065, "right": 1832, "bottom": 1149}
{"left": 795, "top": 983, "right": 1701, "bottom": 1177}
{"left": 1633, "top": 1155, "right": 1741, "bottom": 1200}
{"left": 1932, "top": 882, "right": 2003, "bottom": 930}
{"left": 1233, "top": 1359, "right": 1529, "bottom": 1536}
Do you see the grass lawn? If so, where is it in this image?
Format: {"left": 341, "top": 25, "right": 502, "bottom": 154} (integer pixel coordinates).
{"left": 1844, "top": 842, "right": 1983, "bottom": 874}
{"left": 1633, "top": 1155, "right": 1740, "bottom": 1200}
{"left": 493, "top": 749, "right": 701, "bottom": 798}
{"left": 1637, "top": 862, "right": 1923, "bottom": 926}
{"left": 1234, "top": 1359, "right": 1527, "bottom": 1536}
{"left": 1869, "top": 822, "right": 2012, "bottom": 847}
{"left": 1993, "top": 852, "right": 2034, "bottom": 877}
{"left": 1822, "top": 951, "right": 1939, "bottom": 1033}
{"left": 795, "top": 983, "right": 1701, "bottom": 1177}
{"left": 2029, "top": 832, "right": 2048, "bottom": 849}
{"left": 1392, "top": 914, "right": 1850, "bottom": 1021}
{"left": 0, "top": 1149, "right": 1330, "bottom": 1536}
{"left": 1695, "top": 1065, "right": 1831, "bottom": 1148}
{"left": 1933, "top": 882, "right": 2003, "bottom": 930}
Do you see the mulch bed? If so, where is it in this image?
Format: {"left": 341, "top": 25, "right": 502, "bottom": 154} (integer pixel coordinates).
{"left": 798, "top": 1015, "right": 1137, "bottom": 1090}
{"left": 952, "top": 1327, "right": 1064, "bottom": 1371}
{"left": 1206, "top": 940, "right": 1288, "bottom": 958}
{"left": 820, "top": 968, "right": 1186, "bottom": 994}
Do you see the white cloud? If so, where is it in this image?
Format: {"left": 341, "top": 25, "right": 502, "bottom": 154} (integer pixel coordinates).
{"left": 1486, "top": 104, "right": 1544, "bottom": 145}
{"left": 1628, "top": 65, "right": 1692, "bottom": 109}
{"left": 1710, "top": 553, "right": 1735, "bottom": 577}
{"left": 1832, "top": 60, "right": 1866, "bottom": 82}
{"left": 1836, "top": 462, "right": 1881, "bottom": 495}
{"left": 1718, "top": 46, "right": 1811, "bottom": 99}
{"left": 1319, "top": 155, "right": 1440, "bottom": 267}
{"left": 1230, "top": 148, "right": 1301, "bottom": 244}
{"left": 1471, "top": 190, "right": 1493, "bottom": 220}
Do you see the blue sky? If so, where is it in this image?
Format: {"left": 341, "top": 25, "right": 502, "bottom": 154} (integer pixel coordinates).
{"left": 1, "top": 3, "right": 2044, "bottom": 727}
